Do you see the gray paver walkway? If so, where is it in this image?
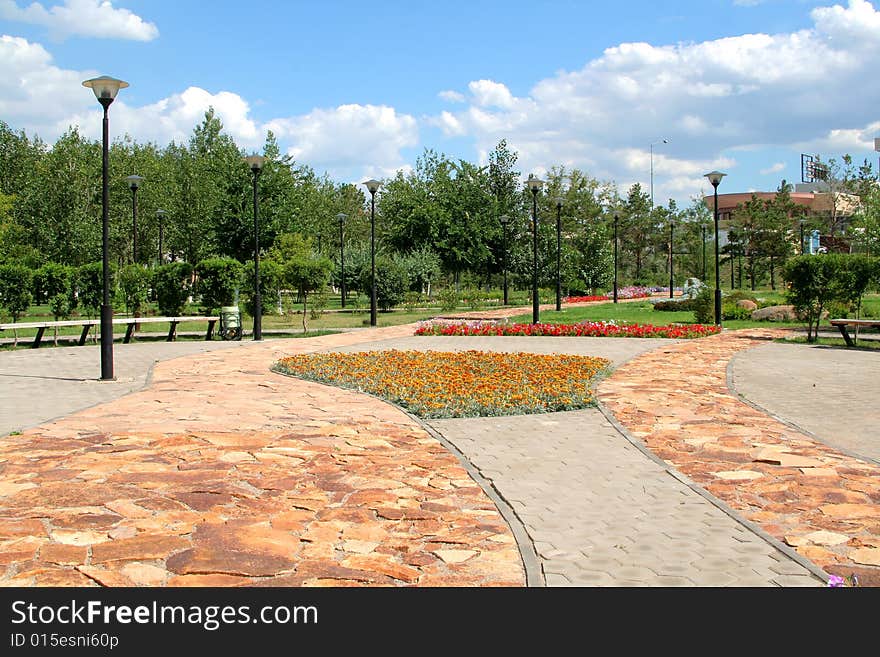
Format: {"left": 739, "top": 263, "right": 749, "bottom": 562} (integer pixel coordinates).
{"left": 731, "top": 342, "right": 880, "bottom": 463}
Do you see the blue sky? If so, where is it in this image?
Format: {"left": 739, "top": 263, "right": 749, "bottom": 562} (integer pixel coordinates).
{"left": 2, "top": 0, "right": 879, "bottom": 207}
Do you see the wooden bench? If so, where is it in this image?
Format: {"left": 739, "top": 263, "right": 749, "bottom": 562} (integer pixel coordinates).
{"left": 0, "top": 316, "right": 219, "bottom": 348}
{"left": 829, "top": 318, "right": 880, "bottom": 347}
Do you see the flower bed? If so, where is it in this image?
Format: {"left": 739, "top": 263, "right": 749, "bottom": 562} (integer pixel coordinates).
{"left": 273, "top": 349, "right": 610, "bottom": 418}
{"left": 563, "top": 295, "right": 609, "bottom": 303}
{"left": 563, "top": 287, "right": 652, "bottom": 303}
{"left": 414, "top": 320, "right": 721, "bottom": 339}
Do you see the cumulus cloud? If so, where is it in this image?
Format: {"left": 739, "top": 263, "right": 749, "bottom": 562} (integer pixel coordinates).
{"left": 759, "top": 163, "right": 786, "bottom": 175}
{"left": 430, "top": 0, "right": 880, "bottom": 203}
{"left": 0, "top": 0, "right": 158, "bottom": 41}
{"left": 438, "top": 90, "right": 465, "bottom": 103}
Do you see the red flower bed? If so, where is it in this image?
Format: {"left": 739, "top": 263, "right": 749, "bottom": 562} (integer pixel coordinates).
{"left": 415, "top": 321, "right": 721, "bottom": 339}
{"left": 563, "top": 295, "right": 609, "bottom": 303}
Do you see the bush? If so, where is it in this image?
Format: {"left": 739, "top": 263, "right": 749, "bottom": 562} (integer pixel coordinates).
{"left": 653, "top": 298, "right": 698, "bottom": 312}
{"left": 438, "top": 288, "right": 458, "bottom": 312}
{"left": 403, "top": 291, "right": 422, "bottom": 312}
{"left": 76, "top": 262, "right": 113, "bottom": 317}
{"left": 196, "top": 257, "right": 244, "bottom": 313}
{"left": 692, "top": 286, "right": 714, "bottom": 324}
{"left": 0, "top": 263, "right": 33, "bottom": 323}
{"left": 722, "top": 304, "right": 753, "bottom": 320}
{"left": 117, "top": 264, "right": 152, "bottom": 316}
{"left": 460, "top": 287, "right": 483, "bottom": 310}
{"left": 33, "top": 263, "right": 73, "bottom": 305}
{"left": 153, "top": 262, "right": 193, "bottom": 316}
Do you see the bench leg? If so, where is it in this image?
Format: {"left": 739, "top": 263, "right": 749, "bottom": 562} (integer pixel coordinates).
{"left": 205, "top": 319, "right": 216, "bottom": 341}
{"left": 167, "top": 321, "right": 178, "bottom": 342}
{"left": 79, "top": 324, "right": 91, "bottom": 346}
{"left": 30, "top": 327, "right": 45, "bottom": 349}
{"left": 124, "top": 323, "right": 136, "bottom": 344}
{"left": 835, "top": 324, "right": 854, "bottom": 347}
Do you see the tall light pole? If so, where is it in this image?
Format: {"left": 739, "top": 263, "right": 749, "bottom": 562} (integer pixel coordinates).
{"left": 124, "top": 175, "right": 144, "bottom": 264}
{"left": 155, "top": 209, "right": 166, "bottom": 266}
{"left": 668, "top": 220, "right": 675, "bottom": 298}
{"left": 526, "top": 175, "right": 544, "bottom": 324}
{"left": 337, "top": 212, "right": 347, "bottom": 309}
{"left": 499, "top": 214, "right": 510, "bottom": 305}
{"left": 83, "top": 75, "right": 128, "bottom": 381}
{"left": 554, "top": 196, "right": 563, "bottom": 311}
{"left": 650, "top": 139, "right": 668, "bottom": 209}
{"left": 244, "top": 154, "right": 265, "bottom": 341}
{"left": 705, "top": 171, "right": 726, "bottom": 326}
{"left": 363, "top": 179, "right": 381, "bottom": 327}
{"left": 613, "top": 211, "right": 619, "bottom": 304}
{"left": 701, "top": 222, "right": 707, "bottom": 281}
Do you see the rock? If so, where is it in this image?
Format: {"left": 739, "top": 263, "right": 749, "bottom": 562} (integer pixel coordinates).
{"left": 736, "top": 300, "right": 758, "bottom": 311}
{"left": 751, "top": 305, "right": 799, "bottom": 322}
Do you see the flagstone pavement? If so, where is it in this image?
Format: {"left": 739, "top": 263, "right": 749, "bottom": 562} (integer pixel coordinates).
{"left": 0, "top": 312, "right": 877, "bottom": 587}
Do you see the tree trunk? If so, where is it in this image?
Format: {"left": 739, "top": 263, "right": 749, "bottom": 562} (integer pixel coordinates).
{"left": 769, "top": 256, "right": 776, "bottom": 290}
{"left": 302, "top": 294, "right": 308, "bottom": 334}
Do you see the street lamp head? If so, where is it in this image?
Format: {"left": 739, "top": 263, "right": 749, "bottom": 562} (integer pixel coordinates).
{"left": 337, "top": 212, "right": 347, "bottom": 223}
{"left": 82, "top": 75, "right": 129, "bottom": 104}
{"left": 525, "top": 175, "right": 544, "bottom": 194}
{"left": 125, "top": 174, "right": 144, "bottom": 191}
{"left": 499, "top": 214, "right": 510, "bottom": 225}
{"left": 554, "top": 196, "right": 564, "bottom": 209}
{"left": 363, "top": 179, "right": 382, "bottom": 194}
{"left": 704, "top": 171, "right": 726, "bottom": 188}
{"left": 244, "top": 154, "right": 265, "bottom": 173}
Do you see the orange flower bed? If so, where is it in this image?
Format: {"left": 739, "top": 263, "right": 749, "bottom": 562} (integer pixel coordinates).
{"left": 273, "top": 350, "right": 611, "bottom": 418}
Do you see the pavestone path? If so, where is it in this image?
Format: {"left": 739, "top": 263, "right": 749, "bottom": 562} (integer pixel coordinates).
{"left": 0, "top": 301, "right": 875, "bottom": 586}
{"left": 599, "top": 327, "right": 880, "bottom": 586}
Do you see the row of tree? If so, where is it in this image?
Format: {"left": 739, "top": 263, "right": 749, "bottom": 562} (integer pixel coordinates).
{"left": 2, "top": 111, "right": 878, "bottom": 302}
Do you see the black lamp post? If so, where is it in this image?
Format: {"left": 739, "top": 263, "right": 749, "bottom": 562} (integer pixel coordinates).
{"left": 82, "top": 75, "right": 128, "bottom": 381}
{"left": 705, "top": 171, "right": 726, "bottom": 326}
{"left": 554, "top": 196, "right": 563, "bottom": 311}
{"left": 244, "top": 154, "right": 265, "bottom": 341}
{"left": 701, "top": 222, "right": 707, "bottom": 281}
{"left": 124, "top": 175, "right": 144, "bottom": 264}
{"left": 155, "top": 209, "right": 166, "bottom": 266}
{"left": 613, "top": 212, "right": 619, "bottom": 304}
{"left": 526, "top": 175, "right": 544, "bottom": 324}
{"left": 337, "top": 212, "right": 347, "bottom": 308}
{"left": 668, "top": 220, "right": 674, "bottom": 298}
{"left": 499, "top": 214, "right": 510, "bottom": 305}
{"left": 363, "top": 179, "right": 381, "bottom": 327}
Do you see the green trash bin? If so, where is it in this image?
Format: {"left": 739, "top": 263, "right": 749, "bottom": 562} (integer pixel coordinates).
{"left": 219, "top": 306, "right": 242, "bottom": 341}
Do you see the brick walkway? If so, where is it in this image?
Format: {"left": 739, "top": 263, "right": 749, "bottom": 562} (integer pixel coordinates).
{"left": 599, "top": 327, "right": 880, "bottom": 586}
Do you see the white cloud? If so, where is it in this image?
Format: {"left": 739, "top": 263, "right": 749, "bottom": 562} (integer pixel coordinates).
{"left": 759, "top": 163, "right": 786, "bottom": 175}
{"left": 0, "top": 0, "right": 158, "bottom": 41}
{"left": 265, "top": 104, "right": 419, "bottom": 183}
{"left": 429, "top": 0, "right": 880, "bottom": 204}
{"left": 438, "top": 90, "right": 465, "bottom": 103}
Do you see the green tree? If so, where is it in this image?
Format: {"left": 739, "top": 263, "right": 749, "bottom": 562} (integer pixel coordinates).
{"left": 75, "top": 262, "right": 111, "bottom": 318}
{"left": 0, "top": 263, "right": 33, "bottom": 344}
{"left": 269, "top": 233, "right": 332, "bottom": 332}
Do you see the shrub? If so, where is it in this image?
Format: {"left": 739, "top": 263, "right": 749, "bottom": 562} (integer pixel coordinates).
{"left": 653, "top": 298, "right": 698, "bottom": 312}
{"left": 153, "top": 262, "right": 193, "bottom": 316}
{"left": 692, "top": 286, "right": 714, "bottom": 324}
{"left": 0, "top": 263, "right": 33, "bottom": 323}
{"left": 117, "top": 264, "right": 152, "bottom": 316}
{"left": 76, "top": 262, "right": 112, "bottom": 317}
{"left": 33, "top": 263, "right": 73, "bottom": 305}
{"left": 403, "top": 291, "right": 422, "bottom": 312}
{"left": 196, "top": 257, "right": 244, "bottom": 313}
{"left": 438, "top": 288, "right": 458, "bottom": 312}
{"left": 722, "top": 304, "right": 753, "bottom": 321}
{"left": 460, "top": 287, "right": 482, "bottom": 310}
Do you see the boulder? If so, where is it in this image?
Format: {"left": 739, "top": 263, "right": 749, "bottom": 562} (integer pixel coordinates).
{"left": 736, "top": 299, "right": 758, "bottom": 311}
{"left": 751, "top": 304, "right": 798, "bottom": 321}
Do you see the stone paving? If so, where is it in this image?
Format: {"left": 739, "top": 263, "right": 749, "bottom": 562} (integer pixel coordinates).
{"left": 599, "top": 327, "right": 880, "bottom": 586}
{"left": 1, "top": 308, "right": 874, "bottom": 587}
{"left": 0, "top": 327, "right": 523, "bottom": 587}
